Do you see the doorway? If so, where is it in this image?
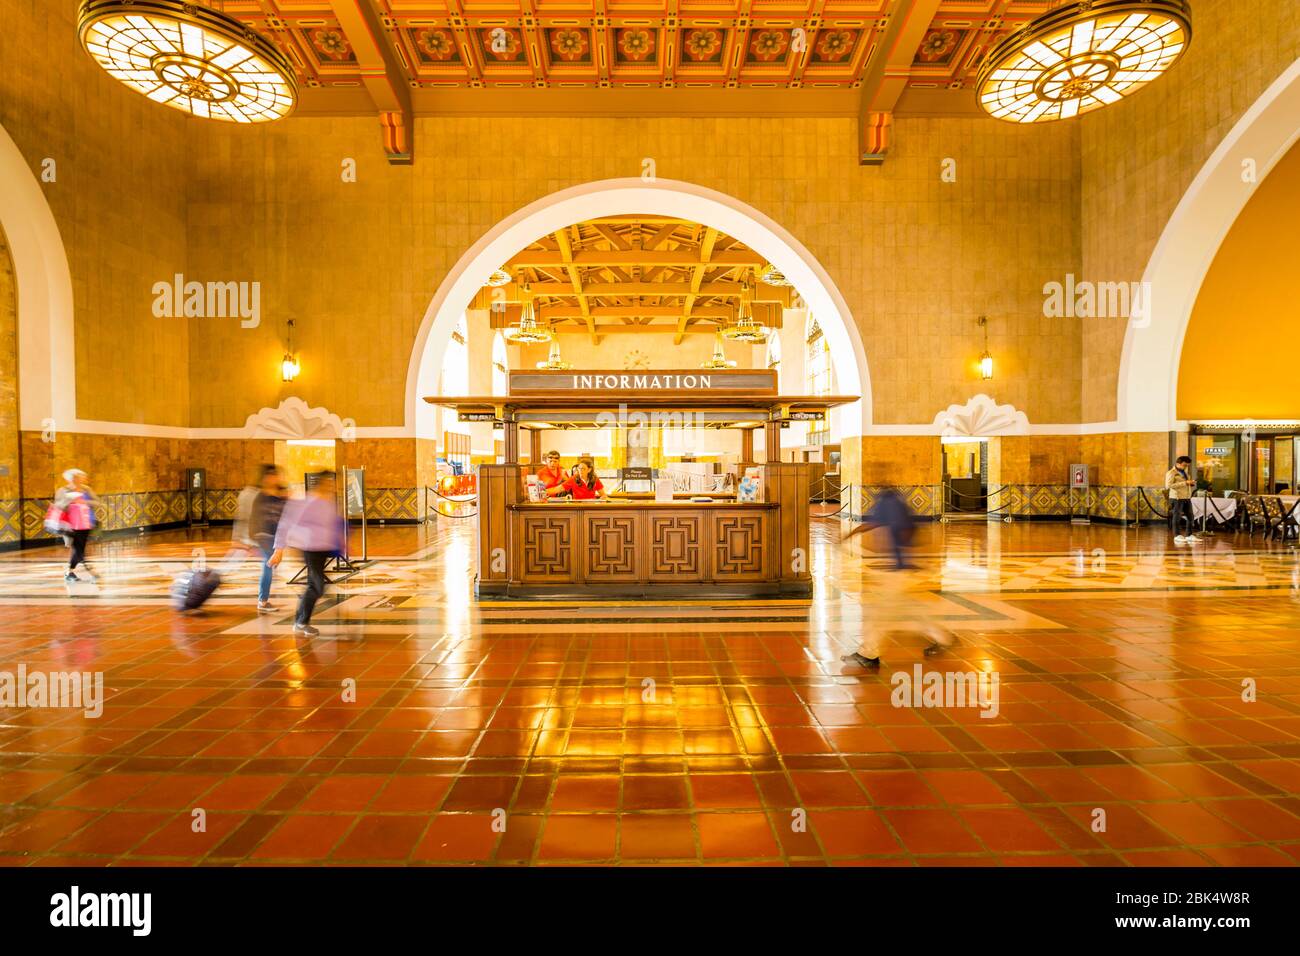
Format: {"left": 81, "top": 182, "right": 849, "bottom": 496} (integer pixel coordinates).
{"left": 1249, "top": 434, "right": 1297, "bottom": 495}
{"left": 942, "top": 437, "right": 987, "bottom": 515}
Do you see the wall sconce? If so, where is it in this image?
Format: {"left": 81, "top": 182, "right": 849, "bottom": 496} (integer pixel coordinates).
{"left": 977, "top": 315, "right": 993, "bottom": 380}
{"left": 282, "top": 319, "right": 300, "bottom": 383}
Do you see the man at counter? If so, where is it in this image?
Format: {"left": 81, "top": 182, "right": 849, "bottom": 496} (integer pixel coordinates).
{"left": 535, "top": 450, "right": 569, "bottom": 496}
{"left": 548, "top": 458, "right": 608, "bottom": 500}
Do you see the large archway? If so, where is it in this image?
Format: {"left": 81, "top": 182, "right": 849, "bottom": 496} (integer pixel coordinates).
{"left": 405, "top": 178, "right": 870, "bottom": 439}
{"left": 1117, "top": 58, "right": 1300, "bottom": 432}
{"left": 0, "top": 123, "right": 76, "bottom": 432}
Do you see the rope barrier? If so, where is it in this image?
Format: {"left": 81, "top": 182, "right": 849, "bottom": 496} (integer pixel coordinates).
{"left": 424, "top": 486, "right": 478, "bottom": 521}
{"left": 1135, "top": 486, "right": 1169, "bottom": 521}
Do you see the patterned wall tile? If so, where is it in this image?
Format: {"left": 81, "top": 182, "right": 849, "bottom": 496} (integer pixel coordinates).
{"left": 0, "top": 498, "right": 20, "bottom": 544}
{"left": 364, "top": 487, "right": 419, "bottom": 521}
{"left": 851, "top": 485, "right": 942, "bottom": 520}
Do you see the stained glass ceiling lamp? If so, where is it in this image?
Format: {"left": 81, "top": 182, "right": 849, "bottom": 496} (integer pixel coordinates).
{"left": 721, "top": 279, "right": 768, "bottom": 344}
{"left": 504, "top": 286, "right": 552, "bottom": 344}
{"left": 700, "top": 331, "right": 737, "bottom": 369}
{"left": 536, "top": 340, "right": 572, "bottom": 370}
{"left": 976, "top": 0, "right": 1190, "bottom": 124}
{"left": 77, "top": 0, "right": 297, "bottom": 123}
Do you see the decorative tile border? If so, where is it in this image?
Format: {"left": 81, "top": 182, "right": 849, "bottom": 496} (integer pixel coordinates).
{"left": 364, "top": 487, "right": 420, "bottom": 521}
{"left": 844, "top": 484, "right": 1173, "bottom": 523}
{"left": 4, "top": 482, "right": 1173, "bottom": 546}
{"left": 849, "top": 485, "right": 943, "bottom": 520}
{"left": 0, "top": 498, "right": 20, "bottom": 545}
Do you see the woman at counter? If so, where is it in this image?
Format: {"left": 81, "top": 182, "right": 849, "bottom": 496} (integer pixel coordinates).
{"left": 549, "top": 458, "right": 608, "bottom": 500}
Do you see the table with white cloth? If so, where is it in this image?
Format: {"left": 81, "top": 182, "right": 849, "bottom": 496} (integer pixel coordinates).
{"left": 1191, "top": 496, "right": 1236, "bottom": 524}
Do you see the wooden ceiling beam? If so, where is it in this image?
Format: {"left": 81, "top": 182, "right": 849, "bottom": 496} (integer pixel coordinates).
{"left": 530, "top": 279, "right": 743, "bottom": 296}
{"left": 644, "top": 222, "right": 680, "bottom": 250}
{"left": 547, "top": 324, "right": 725, "bottom": 335}
{"left": 506, "top": 250, "right": 765, "bottom": 268}
{"left": 591, "top": 224, "right": 633, "bottom": 250}
{"left": 858, "top": 0, "right": 943, "bottom": 165}
{"left": 553, "top": 228, "right": 596, "bottom": 343}
{"left": 540, "top": 305, "right": 734, "bottom": 320}
{"left": 678, "top": 226, "right": 719, "bottom": 345}
{"left": 327, "top": 0, "right": 414, "bottom": 164}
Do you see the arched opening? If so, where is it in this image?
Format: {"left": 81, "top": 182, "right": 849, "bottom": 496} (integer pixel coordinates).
{"left": 1117, "top": 57, "right": 1300, "bottom": 432}
{"left": 0, "top": 123, "right": 76, "bottom": 432}
{"left": 407, "top": 179, "right": 869, "bottom": 448}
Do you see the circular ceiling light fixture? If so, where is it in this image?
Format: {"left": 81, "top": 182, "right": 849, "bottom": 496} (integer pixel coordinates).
{"left": 77, "top": 1, "right": 297, "bottom": 123}
{"left": 976, "top": 0, "right": 1190, "bottom": 124}
{"left": 487, "top": 268, "right": 513, "bottom": 287}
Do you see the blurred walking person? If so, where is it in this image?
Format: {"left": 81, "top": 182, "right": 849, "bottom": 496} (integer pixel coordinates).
{"left": 231, "top": 472, "right": 259, "bottom": 553}
{"left": 267, "top": 471, "right": 345, "bottom": 636}
{"left": 249, "top": 465, "right": 288, "bottom": 613}
{"left": 841, "top": 488, "right": 954, "bottom": 667}
{"left": 48, "top": 469, "right": 99, "bottom": 582}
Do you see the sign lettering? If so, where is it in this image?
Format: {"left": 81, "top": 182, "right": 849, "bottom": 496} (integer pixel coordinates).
{"left": 508, "top": 370, "right": 776, "bottom": 394}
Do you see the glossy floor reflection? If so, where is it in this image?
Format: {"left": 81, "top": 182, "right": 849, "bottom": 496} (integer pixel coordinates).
{"left": 1, "top": 518, "right": 1299, "bottom": 866}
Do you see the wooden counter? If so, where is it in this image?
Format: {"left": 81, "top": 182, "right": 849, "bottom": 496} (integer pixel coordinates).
{"left": 476, "top": 465, "right": 811, "bottom": 598}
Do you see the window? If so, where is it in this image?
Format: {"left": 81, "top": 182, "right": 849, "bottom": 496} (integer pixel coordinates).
{"left": 805, "top": 315, "right": 831, "bottom": 445}
{"left": 764, "top": 327, "right": 782, "bottom": 390}
{"left": 491, "top": 330, "right": 508, "bottom": 397}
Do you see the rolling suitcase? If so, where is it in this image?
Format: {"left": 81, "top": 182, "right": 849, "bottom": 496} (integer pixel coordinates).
{"left": 171, "top": 568, "right": 222, "bottom": 611}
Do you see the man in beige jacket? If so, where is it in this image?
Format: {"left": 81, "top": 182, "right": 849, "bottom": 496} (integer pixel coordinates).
{"left": 1164, "top": 454, "right": 1199, "bottom": 544}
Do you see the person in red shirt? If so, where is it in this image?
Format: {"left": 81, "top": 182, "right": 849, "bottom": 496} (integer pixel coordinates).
{"left": 550, "top": 458, "right": 608, "bottom": 500}
{"left": 534, "top": 450, "right": 569, "bottom": 495}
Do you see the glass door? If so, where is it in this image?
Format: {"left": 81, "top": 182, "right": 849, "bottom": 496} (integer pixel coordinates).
{"left": 1246, "top": 435, "right": 1298, "bottom": 495}
{"left": 1272, "top": 436, "right": 1295, "bottom": 495}
{"left": 1193, "top": 434, "right": 1240, "bottom": 496}
{"left": 1251, "top": 440, "right": 1272, "bottom": 495}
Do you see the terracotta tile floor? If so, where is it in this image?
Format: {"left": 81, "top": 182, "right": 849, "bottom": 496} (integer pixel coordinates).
{"left": 1, "top": 520, "right": 1299, "bottom": 865}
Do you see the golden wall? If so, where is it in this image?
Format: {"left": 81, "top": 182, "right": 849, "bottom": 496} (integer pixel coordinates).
{"left": 1178, "top": 139, "right": 1300, "bottom": 420}
{"left": 0, "top": 0, "right": 191, "bottom": 426}
{"left": 1080, "top": 0, "right": 1300, "bottom": 422}
{"left": 181, "top": 114, "right": 1082, "bottom": 428}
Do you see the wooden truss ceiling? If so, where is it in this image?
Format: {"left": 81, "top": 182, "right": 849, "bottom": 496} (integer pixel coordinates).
{"left": 484, "top": 216, "right": 795, "bottom": 344}
{"left": 222, "top": 1, "right": 1057, "bottom": 163}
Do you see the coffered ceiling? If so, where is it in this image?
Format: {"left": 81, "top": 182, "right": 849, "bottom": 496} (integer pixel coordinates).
{"left": 479, "top": 216, "right": 794, "bottom": 343}
{"left": 220, "top": 1, "right": 1057, "bottom": 162}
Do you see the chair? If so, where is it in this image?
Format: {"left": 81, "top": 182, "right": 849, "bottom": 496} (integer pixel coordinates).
{"left": 1240, "top": 495, "right": 1270, "bottom": 536}
{"left": 1261, "top": 496, "right": 1297, "bottom": 540}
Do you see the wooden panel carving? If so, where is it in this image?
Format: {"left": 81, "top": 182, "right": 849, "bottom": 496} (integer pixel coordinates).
{"left": 713, "top": 512, "right": 767, "bottom": 579}
{"left": 520, "top": 513, "right": 576, "bottom": 582}
{"left": 647, "top": 513, "right": 704, "bottom": 581}
{"left": 584, "top": 514, "right": 639, "bottom": 581}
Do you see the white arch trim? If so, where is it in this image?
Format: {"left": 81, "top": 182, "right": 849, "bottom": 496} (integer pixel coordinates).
{"left": 1118, "top": 57, "right": 1300, "bottom": 432}
{"left": 0, "top": 122, "right": 76, "bottom": 432}
{"left": 405, "top": 178, "right": 872, "bottom": 438}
